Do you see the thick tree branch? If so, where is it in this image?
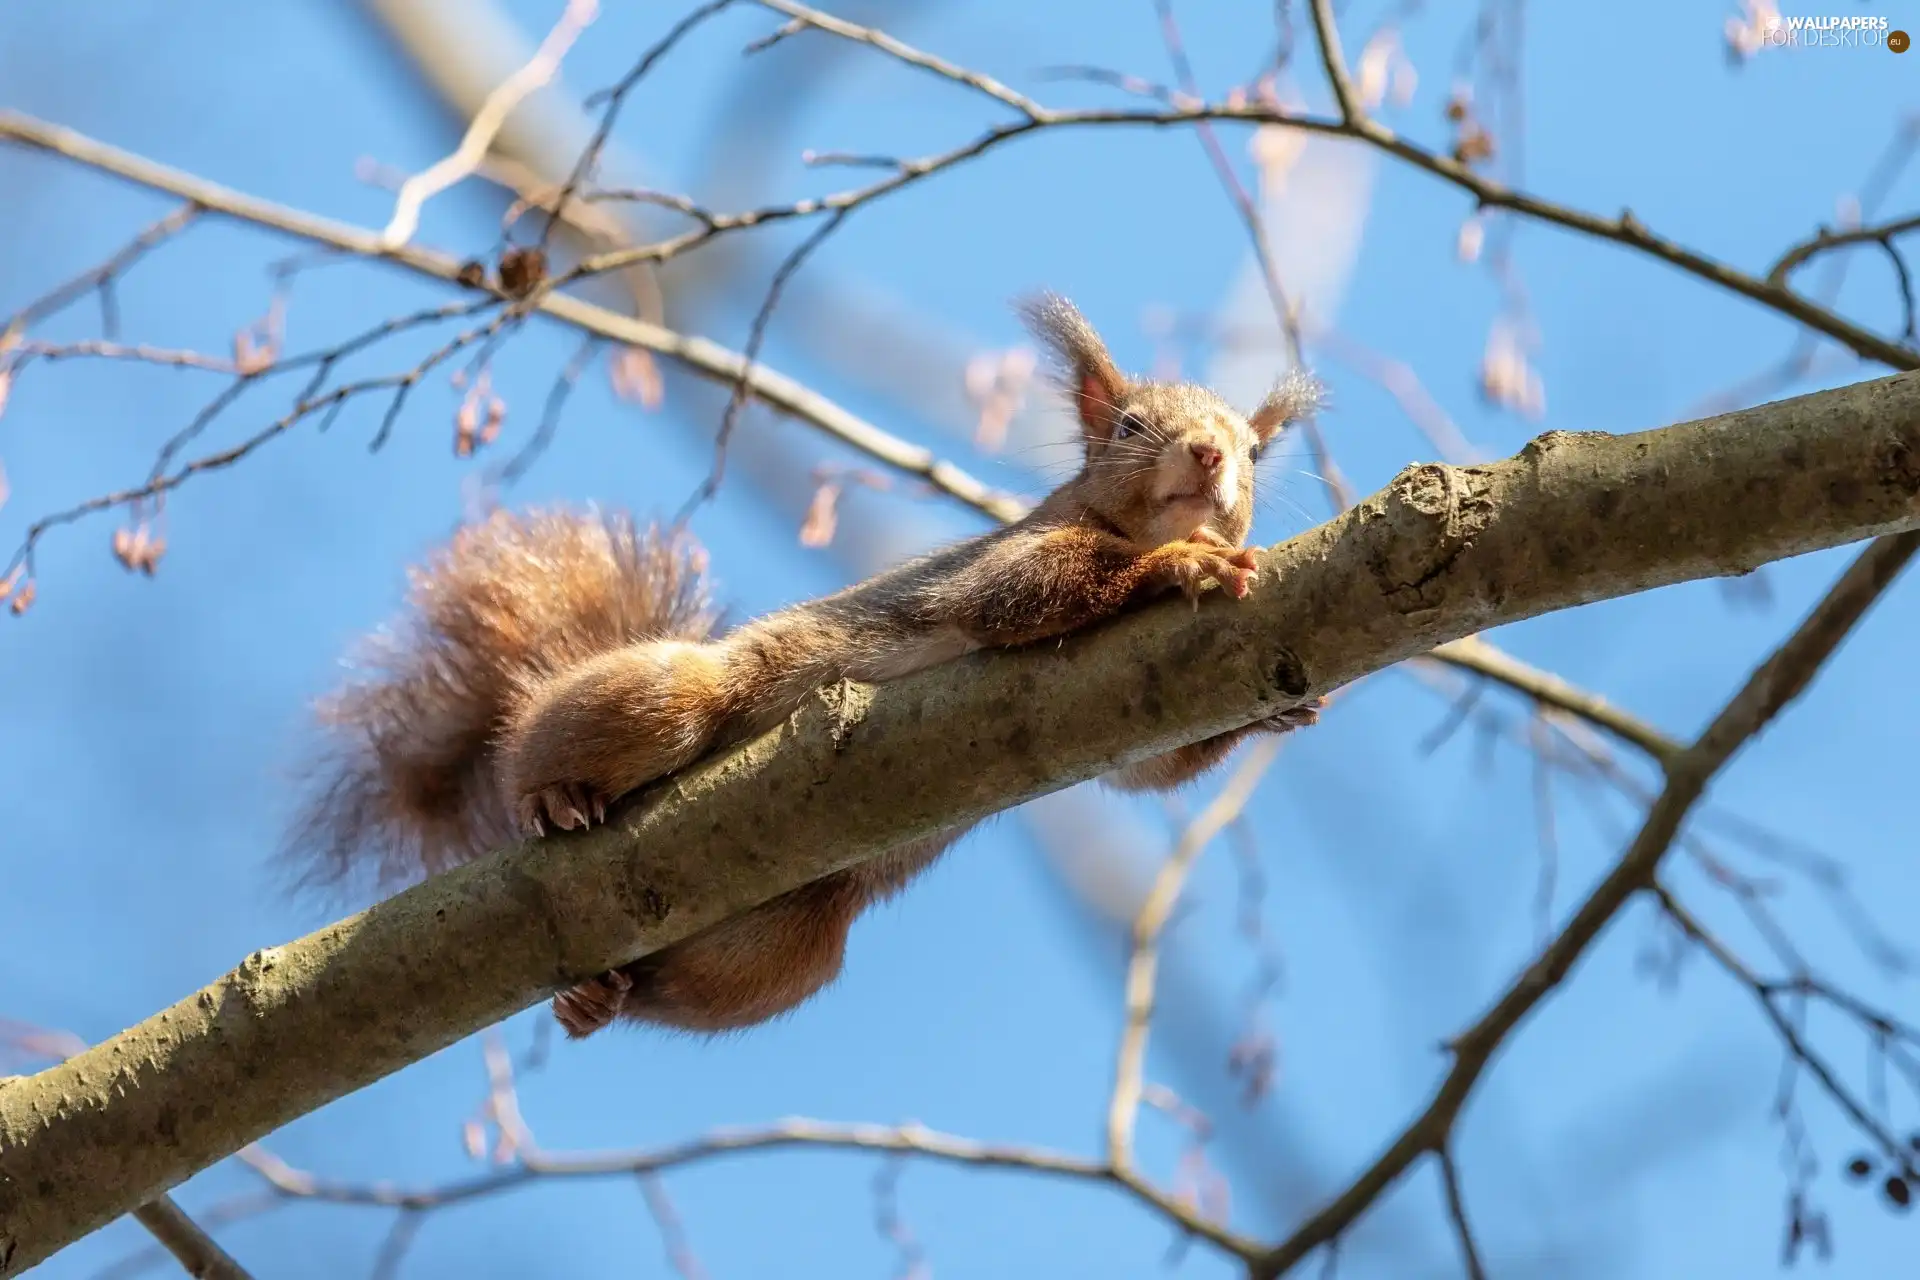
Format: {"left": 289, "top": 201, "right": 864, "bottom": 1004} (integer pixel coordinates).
{"left": 2, "top": 371, "right": 1918, "bottom": 1269}
{"left": 1, "top": 1029, "right": 254, "bottom": 1280}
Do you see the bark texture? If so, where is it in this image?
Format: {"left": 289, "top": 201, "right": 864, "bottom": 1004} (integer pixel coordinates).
{"left": 4, "top": 371, "right": 1919, "bottom": 1271}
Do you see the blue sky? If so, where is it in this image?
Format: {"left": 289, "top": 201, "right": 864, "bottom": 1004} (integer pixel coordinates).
{"left": 3, "top": 1, "right": 1918, "bottom": 1276}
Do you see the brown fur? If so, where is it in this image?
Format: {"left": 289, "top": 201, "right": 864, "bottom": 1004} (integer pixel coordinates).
{"left": 286, "top": 508, "right": 719, "bottom": 892}
{"left": 289, "top": 293, "right": 1325, "bottom": 1038}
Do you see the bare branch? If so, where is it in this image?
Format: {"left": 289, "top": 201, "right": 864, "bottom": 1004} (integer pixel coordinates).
{"left": 1307, "top": 0, "right": 1362, "bottom": 124}
{"left": 0, "top": 111, "right": 1030, "bottom": 531}
{"left": 366, "top": 1210, "right": 421, "bottom": 1280}
{"left": 1428, "top": 636, "right": 1681, "bottom": 767}
{"left": 682, "top": 206, "right": 849, "bottom": 519}
{"left": 1253, "top": 529, "right": 1920, "bottom": 1278}
{"left": 122, "top": 1202, "right": 253, "bottom": 1280}
{"left": 752, "top": 0, "right": 1044, "bottom": 120}
{"left": 638, "top": 1176, "right": 707, "bottom": 1280}
{"left": 1768, "top": 212, "right": 1920, "bottom": 286}
{"left": 1109, "top": 738, "right": 1282, "bottom": 1168}
{"left": 379, "top": 0, "right": 601, "bottom": 249}
{"left": 1654, "top": 883, "right": 1915, "bottom": 1168}
{"left": 233, "top": 1112, "right": 1258, "bottom": 1260}
{"left": 1437, "top": 1147, "right": 1488, "bottom": 1280}
{"left": 90, "top": 1195, "right": 282, "bottom": 1280}
{"left": 2, "top": 202, "right": 200, "bottom": 339}
{"left": 7, "top": 339, "right": 238, "bottom": 374}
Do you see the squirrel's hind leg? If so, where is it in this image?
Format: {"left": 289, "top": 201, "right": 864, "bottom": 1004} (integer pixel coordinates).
{"left": 502, "top": 640, "right": 732, "bottom": 834}
{"left": 553, "top": 832, "right": 962, "bottom": 1036}
{"left": 1103, "top": 697, "right": 1326, "bottom": 793}
{"left": 608, "top": 875, "right": 866, "bottom": 1033}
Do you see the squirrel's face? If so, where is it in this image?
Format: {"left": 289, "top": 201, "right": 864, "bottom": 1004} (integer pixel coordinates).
{"left": 1080, "top": 382, "right": 1268, "bottom": 548}
{"left": 1019, "top": 292, "right": 1321, "bottom": 551}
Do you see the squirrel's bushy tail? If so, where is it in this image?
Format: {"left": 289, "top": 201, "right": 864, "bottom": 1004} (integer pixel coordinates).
{"left": 287, "top": 507, "right": 719, "bottom": 894}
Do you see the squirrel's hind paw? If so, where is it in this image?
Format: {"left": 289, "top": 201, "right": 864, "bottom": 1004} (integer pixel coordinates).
{"left": 518, "top": 781, "right": 610, "bottom": 836}
{"left": 1262, "top": 695, "right": 1327, "bottom": 733}
{"left": 553, "top": 969, "right": 634, "bottom": 1038}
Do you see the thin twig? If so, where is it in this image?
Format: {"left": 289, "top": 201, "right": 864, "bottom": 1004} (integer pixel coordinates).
{"left": 1427, "top": 636, "right": 1682, "bottom": 766}
{"left": 753, "top": 0, "right": 1043, "bottom": 119}
{"left": 127, "top": 1199, "right": 254, "bottom": 1280}
{"left": 1108, "top": 738, "right": 1284, "bottom": 1170}
{"left": 1768, "top": 212, "right": 1920, "bottom": 285}
{"left": 0, "top": 113, "right": 1030, "bottom": 551}
{"left": 637, "top": 1175, "right": 707, "bottom": 1280}
{"left": 8, "top": 340, "right": 238, "bottom": 374}
{"left": 380, "top": 0, "right": 601, "bottom": 248}
{"left": 2, "top": 203, "right": 200, "bottom": 338}
{"left": 1654, "top": 883, "right": 1912, "bottom": 1168}
{"left": 681, "top": 207, "right": 849, "bottom": 519}
{"left": 1307, "top": 0, "right": 1361, "bottom": 123}
{"left": 91, "top": 1195, "right": 282, "bottom": 1280}
{"left": 234, "top": 1113, "right": 1263, "bottom": 1261}
{"left": 1436, "top": 1147, "right": 1487, "bottom": 1280}
{"left": 367, "top": 1210, "right": 421, "bottom": 1280}
{"left": 541, "top": 0, "right": 741, "bottom": 253}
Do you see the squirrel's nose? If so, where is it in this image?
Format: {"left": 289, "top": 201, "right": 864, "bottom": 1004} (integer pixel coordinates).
{"left": 1189, "top": 441, "right": 1223, "bottom": 473}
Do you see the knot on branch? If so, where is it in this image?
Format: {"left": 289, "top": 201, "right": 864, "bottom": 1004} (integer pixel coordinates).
{"left": 1368, "top": 462, "right": 1488, "bottom": 613}
{"left": 1880, "top": 431, "right": 1920, "bottom": 498}
{"left": 817, "top": 679, "right": 872, "bottom": 755}
{"left": 1520, "top": 428, "right": 1613, "bottom": 460}
{"left": 1268, "top": 646, "right": 1310, "bottom": 700}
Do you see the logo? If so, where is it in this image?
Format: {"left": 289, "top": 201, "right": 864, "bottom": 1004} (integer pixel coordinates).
{"left": 1758, "top": 14, "right": 1899, "bottom": 49}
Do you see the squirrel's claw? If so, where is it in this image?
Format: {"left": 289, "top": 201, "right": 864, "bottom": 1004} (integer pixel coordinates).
{"left": 553, "top": 968, "right": 634, "bottom": 1039}
{"left": 1262, "top": 695, "right": 1327, "bottom": 734}
{"left": 518, "top": 781, "right": 609, "bottom": 837}
{"left": 1153, "top": 539, "right": 1261, "bottom": 604}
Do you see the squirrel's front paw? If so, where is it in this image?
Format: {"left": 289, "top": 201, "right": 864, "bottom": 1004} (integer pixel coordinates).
{"left": 517, "top": 780, "right": 610, "bottom": 836}
{"left": 553, "top": 969, "right": 633, "bottom": 1039}
{"left": 1153, "top": 540, "right": 1260, "bottom": 602}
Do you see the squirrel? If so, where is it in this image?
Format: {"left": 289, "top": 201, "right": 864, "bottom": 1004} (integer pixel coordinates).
{"left": 288, "top": 293, "right": 1326, "bottom": 1039}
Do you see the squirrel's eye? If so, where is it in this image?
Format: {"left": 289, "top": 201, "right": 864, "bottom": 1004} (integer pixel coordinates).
{"left": 1113, "top": 414, "right": 1140, "bottom": 439}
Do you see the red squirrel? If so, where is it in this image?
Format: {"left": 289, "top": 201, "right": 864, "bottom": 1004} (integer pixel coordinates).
{"left": 288, "top": 293, "right": 1325, "bottom": 1038}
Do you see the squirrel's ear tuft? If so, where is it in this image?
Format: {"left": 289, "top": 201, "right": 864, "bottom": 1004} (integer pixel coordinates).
{"left": 1017, "top": 291, "right": 1129, "bottom": 440}
{"left": 1248, "top": 368, "right": 1326, "bottom": 444}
